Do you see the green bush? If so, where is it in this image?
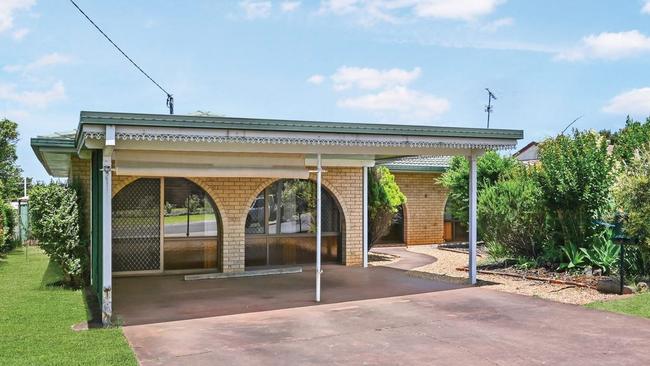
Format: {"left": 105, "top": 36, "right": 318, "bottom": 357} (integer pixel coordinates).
{"left": 558, "top": 242, "right": 588, "bottom": 272}
{"left": 580, "top": 229, "right": 619, "bottom": 275}
{"left": 614, "top": 143, "right": 650, "bottom": 279}
{"left": 478, "top": 168, "right": 549, "bottom": 258}
{"left": 369, "top": 166, "right": 406, "bottom": 244}
{"left": 28, "top": 183, "right": 86, "bottom": 286}
{"left": 0, "top": 201, "right": 17, "bottom": 253}
{"left": 537, "top": 130, "right": 615, "bottom": 248}
{"left": 440, "top": 151, "right": 519, "bottom": 228}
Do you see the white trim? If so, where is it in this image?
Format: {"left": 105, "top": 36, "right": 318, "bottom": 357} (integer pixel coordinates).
{"left": 316, "top": 153, "right": 322, "bottom": 302}
{"left": 363, "top": 166, "right": 369, "bottom": 268}
{"left": 82, "top": 128, "right": 517, "bottom": 151}
{"left": 101, "top": 145, "right": 113, "bottom": 326}
{"left": 468, "top": 152, "right": 478, "bottom": 285}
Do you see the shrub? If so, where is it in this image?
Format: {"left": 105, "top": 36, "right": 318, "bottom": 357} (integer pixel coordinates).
{"left": 0, "top": 201, "right": 17, "bottom": 253}
{"left": 558, "top": 242, "right": 588, "bottom": 272}
{"left": 614, "top": 143, "right": 650, "bottom": 279}
{"left": 368, "top": 166, "right": 406, "bottom": 245}
{"left": 580, "top": 230, "right": 619, "bottom": 275}
{"left": 29, "top": 183, "right": 86, "bottom": 286}
{"left": 537, "top": 130, "right": 615, "bottom": 248}
{"left": 440, "top": 151, "right": 519, "bottom": 228}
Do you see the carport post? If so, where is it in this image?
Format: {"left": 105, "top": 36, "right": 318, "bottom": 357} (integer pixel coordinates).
{"left": 316, "top": 153, "right": 322, "bottom": 302}
{"left": 102, "top": 125, "right": 115, "bottom": 326}
{"left": 468, "top": 152, "right": 478, "bottom": 285}
{"left": 363, "top": 165, "right": 368, "bottom": 268}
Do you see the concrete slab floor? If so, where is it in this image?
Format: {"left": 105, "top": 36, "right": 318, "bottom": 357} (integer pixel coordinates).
{"left": 113, "top": 263, "right": 463, "bottom": 326}
{"left": 124, "top": 287, "right": 650, "bottom": 366}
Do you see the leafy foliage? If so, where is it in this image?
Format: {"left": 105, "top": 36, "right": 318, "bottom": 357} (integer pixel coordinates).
{"left": 0, "top": 118, "right": 23, "bottom": 201}
{"left": 558, "top": 242, "right": 587, "bottom": 271}
{"left": 580, "top": 230, "right": 620, "bottom": 275}
{"left": 368, "top": 166, "right": 406, "bottom": 244}
{"left": 612, "top": 116, "right": 650, "bottom": 166}
{"left": 439, "top": 151, "right": 519, "bottom": 226}
{"left": 478, "top": 168, "right": 549, "bottom": 258}
{"left": 537, "top": 130, "right": 615, "bottom": 248}
{"left": 28, "top": 183, "right": 86, "bottom": 286}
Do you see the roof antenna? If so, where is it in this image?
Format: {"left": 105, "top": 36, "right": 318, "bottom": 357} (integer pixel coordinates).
{"left": 69, "top": 0, "right": 174, "bottom": 114}
{"left": 485, "top": 88, "right": 497, "bottom": 128}
{"left": 560, "top": 115, "right": 583, "bottom": 135}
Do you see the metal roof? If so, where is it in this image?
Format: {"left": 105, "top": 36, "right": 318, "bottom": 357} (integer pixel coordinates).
{"left": 380, "top": 155, "right": 453, "bottom": 172}
{"left": 78, "top": 111, "right": 524, "bottom": 141}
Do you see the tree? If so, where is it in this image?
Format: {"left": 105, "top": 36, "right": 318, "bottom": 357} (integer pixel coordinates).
{"left": 537, "top": 130, "right": 614, "bottom": 248}
{"left": 368, "top": 167, "right": 406, "bottom": 245}
{"left": 0, "top": 118, "right": 22, "bottom": 200}
{"left": 613, "top": 116, "right": 650, "bottom": 166}
{"left": 439, "top": 151, "right": 519, "bottom": 226}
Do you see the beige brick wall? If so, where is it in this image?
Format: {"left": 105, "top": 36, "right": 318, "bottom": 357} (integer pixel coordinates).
{"left": 69, "top": 156, "right": 91, "bottom": 242}
{"left": 110, "top": 167, "right": 364, "bottom": 273}
{"left": 392, "top": 171, "right": 447, "bottom": 245}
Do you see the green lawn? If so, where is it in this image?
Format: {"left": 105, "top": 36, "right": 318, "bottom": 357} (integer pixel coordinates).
{"left": 0, "top": 247, "right": 137, "bottom": 366}
{"left": 587, "top": 293, "right": 650, "bottom": 319}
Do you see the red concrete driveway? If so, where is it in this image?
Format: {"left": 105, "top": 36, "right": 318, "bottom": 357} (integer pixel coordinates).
{"left": 118, "top": 248, "right": 650, "bottom": 365}
{"left": 124, "top": 287, "right": 650, "bottom": 366}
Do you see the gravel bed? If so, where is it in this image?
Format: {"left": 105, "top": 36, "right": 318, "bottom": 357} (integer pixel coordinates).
{"left": 407, "top": 245, "right": 623, "bottom": 305}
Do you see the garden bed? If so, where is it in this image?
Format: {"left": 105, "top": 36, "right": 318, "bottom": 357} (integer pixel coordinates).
{"left": 471, "top": 262, "right": 601, "bottom": 289}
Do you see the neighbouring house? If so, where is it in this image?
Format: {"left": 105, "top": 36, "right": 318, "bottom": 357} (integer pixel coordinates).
{"left": 31, "top": 111, "right": 522, "bottom": 324}
{"left": 513, "top": 141, "right": 539, "bottom": 164}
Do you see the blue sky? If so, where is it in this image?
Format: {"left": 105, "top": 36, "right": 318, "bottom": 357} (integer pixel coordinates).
{"left": 3, "top": 0, "right": 650, "bottom": 180}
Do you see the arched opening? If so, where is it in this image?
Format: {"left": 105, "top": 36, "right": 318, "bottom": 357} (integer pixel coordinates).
{"left": 375, "top": 204, "right": 406, "bottom": 245}
{"left": 112, "top": 178, "right": 222, "bottom": 274}
{"left": 443, "top": 199, "right": 468, "bottom": 242}
{"left": 244, "top": 179, "right": 343, "bottom": 267}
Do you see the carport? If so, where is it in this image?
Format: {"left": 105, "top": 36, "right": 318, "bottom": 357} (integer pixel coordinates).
{"left": 31, "top": 111, "right": 523, "bottom": 325}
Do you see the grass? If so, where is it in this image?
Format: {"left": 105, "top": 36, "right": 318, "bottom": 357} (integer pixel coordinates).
{"left": 164, "top": 213, "right": 213, "bottom": 225}
{"left": 587, "top": 293, "right": 650, "bottom": 319}
{"left": 0, "top": 247, "right": 137, "bottom": 366}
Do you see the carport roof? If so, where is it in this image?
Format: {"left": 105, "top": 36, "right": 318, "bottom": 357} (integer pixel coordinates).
{"left": 31, "top": 111, "right": 523, "bottom": 177}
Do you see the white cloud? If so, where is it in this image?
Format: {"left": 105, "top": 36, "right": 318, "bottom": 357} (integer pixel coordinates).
{"left": 414, "top": 0, "right": 505, "bottom": 21}
{"left": 479, "top": 17, "right": 513, "bottom": 32}
{"left": 240, "top": 1, "right": 272, "bottom": 19}
{"left": 643, "top": 1, "right": 650, "bottom": 14}
{"left": 603, "top": 87, "right": 650, "bottom": 116}
{"left": 318, "top": 0, "right": 505, "bottom": 24}
{"left": 338, "top": 86, "right": 450, "bottom": 118}
{"left": 331, "top": 66, "right": 421, "bottom": 90}
{"left": 11, "top": 27, "right": 28, "bottom": 40}
{"left": 3, "top": 53, "right": 72, "bottom": 73}
{"left": 0, "top": 0, "right": 34, "bottom": 33}
{"left": 0, "top": 81, "right": 66, "bottom": 107}
{"left": 307, "top": 74, "right": 325, "bottom": 84}
{"left": 281, "top": 1, "right": 301, "bottom": 12}
{"left": 555, "top": 30, "right": 650, "bottom": 61}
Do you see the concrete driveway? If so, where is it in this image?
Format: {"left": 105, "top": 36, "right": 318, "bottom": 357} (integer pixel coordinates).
{"left": 119, "top": 249, "right": 650, "bottom": 365}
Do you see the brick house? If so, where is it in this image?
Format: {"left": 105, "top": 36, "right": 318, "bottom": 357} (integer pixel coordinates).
{"left": 31, "top": 111, "right": 522, "bottom": 324}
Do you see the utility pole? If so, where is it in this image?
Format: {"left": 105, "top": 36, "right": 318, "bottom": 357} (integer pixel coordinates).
{"left": 485, "top": 88, "right": 497, "bottom": 128}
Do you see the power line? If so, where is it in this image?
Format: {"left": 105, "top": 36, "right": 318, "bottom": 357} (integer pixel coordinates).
{"left": 68, "top": 0, "right": 174, "bottom": 114}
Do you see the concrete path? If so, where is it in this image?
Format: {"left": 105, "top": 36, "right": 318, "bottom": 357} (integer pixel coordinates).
{"left": 124, "top": 287, "right": 650, "bottom": 366}
{"left": 370, "top": 246, "right": 437, "bottom": 270}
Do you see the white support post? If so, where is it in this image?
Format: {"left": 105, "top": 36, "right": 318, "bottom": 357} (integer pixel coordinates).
{"left": 468, "top": 152, "right": 478, "bottom": 285}
{"left": 316, "top": 154, "right": 322, "bottom": 302}
{"left": 102, "top": 125, "right": 115, "bottom": 326}
{"left": 362, "top": 165, "right": 368, "bottom": 268}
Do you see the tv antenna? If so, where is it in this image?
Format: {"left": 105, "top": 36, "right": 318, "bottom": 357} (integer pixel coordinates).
{"left": 560, "top": 115, "right": 583, "bottom": 135}
{"left": 485, "top": 88, "right": 497, "bottom": 128}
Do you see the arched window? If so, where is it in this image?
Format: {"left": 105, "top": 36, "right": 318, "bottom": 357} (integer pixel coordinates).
{"left": 244, "top": 179, "right": 342, "bottom": 267}
{"left": 112, "top": 178, "right": 221, "bottom": 274}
